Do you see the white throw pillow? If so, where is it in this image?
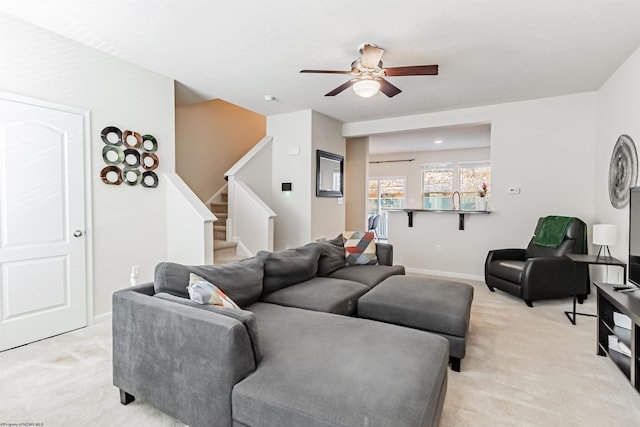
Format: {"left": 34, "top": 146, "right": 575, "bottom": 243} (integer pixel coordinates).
{"left": 187, "top": 273, "right": 239, "bottom": 308}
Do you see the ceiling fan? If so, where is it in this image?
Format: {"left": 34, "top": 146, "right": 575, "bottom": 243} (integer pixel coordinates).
{"left": 300, "top": 43, "right": 439, "bottom": 98}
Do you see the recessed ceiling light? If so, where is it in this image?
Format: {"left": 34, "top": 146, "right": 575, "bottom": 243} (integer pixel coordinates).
{"left": 434, "top": 139, "right": 443, "bottom": 144}
{"left": 264, "top": 95, "right": 276, "bottom": 101}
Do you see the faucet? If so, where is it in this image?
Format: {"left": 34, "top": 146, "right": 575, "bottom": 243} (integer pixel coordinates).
{"left": 452, "top": 191, "right": 460, "bottom": 210}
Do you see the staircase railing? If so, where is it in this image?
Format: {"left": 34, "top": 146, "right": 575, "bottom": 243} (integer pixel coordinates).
{"left": 225, "top": 136, "right": 276, "bottom": 254}
{"left": 165, "top": 173, "right": 216, "bottom": 264}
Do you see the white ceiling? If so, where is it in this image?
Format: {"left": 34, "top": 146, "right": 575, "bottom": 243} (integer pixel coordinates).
{"left": 2, "top": 0, "right": 640, "bottom": 127}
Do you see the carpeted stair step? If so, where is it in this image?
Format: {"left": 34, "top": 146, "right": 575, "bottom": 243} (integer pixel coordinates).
{"left": 214, "top": 239, "right": 237, "bottom": 259}
{"left": 213, "top": 225, "right": 226, "bottom": 240}
{"left": 209, "top": 201, "right": 228, "bottom": 214}
{"left": 214, "top": 254, "right": 247, "bottom": 265}
{"left": 214, "top": 212, "right": 228, "bottom": 225}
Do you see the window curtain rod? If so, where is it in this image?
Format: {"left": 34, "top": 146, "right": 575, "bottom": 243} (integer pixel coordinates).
{"left": 369, "top": 159, "right": 415, "bottom": 164}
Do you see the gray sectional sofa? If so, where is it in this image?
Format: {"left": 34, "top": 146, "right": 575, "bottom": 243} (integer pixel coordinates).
{"left": 112, "top": 237, "right": 451, "bottom": 427}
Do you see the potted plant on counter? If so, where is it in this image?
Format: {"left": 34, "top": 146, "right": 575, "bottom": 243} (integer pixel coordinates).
{"left": 477, "top": 182, "right": 488, "bottom": 211}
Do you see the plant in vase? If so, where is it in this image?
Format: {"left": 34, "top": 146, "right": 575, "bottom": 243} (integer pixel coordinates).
{"left": 477, "top": 182, "right": 488, "bottom": 210}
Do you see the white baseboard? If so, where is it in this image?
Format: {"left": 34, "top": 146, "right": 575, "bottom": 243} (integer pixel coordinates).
{"left": 405, "top": 267, "right": 484, "bottom": 282}
{"left": 93, "top": 311, "right": 112, "bottom": 324}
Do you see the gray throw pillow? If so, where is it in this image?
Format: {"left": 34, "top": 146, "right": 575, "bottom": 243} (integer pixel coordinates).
{"left": 317, "top": 234, "right": 346, "bottom": 277}
{"left": 258, "top": 243, "right": 321, "bottom": 294}
{"left": 154, "top": 257, "right": 264, "bottom": 308}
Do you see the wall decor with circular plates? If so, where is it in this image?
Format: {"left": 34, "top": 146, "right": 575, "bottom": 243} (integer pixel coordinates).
{"left": 101, "top": 126, "right": 122, "bottom": 146}
{"left": 100, "top": 126, "right": 159, "bottom": 187}
{"left": 141, "top": 153, "right": 159, "bottom": 170}
{"left": 141, "top": 171, "right": 159, "bottom": 188}
{"left": 122, "top": 130, "right": 143, "bottom": 149}
{"left": 102, "top": 145, "right": 124, "bottom": 166}
{"left": 609, "top": 134, "right": 638, "bottom": 209}
{"left": 100, "top": 165, "right": 123, "bottom": 185}
{"left": 142, "top": 134, "right": 158, "bottom": 153}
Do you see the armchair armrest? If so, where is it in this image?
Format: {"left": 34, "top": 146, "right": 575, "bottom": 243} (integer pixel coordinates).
{"left": 376, "top": 242, "right": 394, "bottom": 266}
{"left": 485, "top": 249, "right": 526, "bottom": 280}
{"left": 112, "top": 289, "right": 256, "bottom": 427}
{"left": 520, "top": 257, "right": 579, "bottom": 301}
{"left": 486, "top": 248, "right": 526, "bottom": 262}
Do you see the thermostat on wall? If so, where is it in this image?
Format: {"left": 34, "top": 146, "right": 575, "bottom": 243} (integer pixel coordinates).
{"left": 508, "top": 187, "right": 520, "bottom": 194}
{"left": 287, "top": 146, "right": 300, "bottom": 156}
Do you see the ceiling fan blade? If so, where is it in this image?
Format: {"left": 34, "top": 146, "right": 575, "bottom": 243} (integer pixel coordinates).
{"left": 378, "top": 78, "right": 402, "bottom": 98}
{"left": 300, "top": 69, "right": 352, "bottom": 74}
{"left": 325, "top": 79, "right": 357, "bottom": 96}
{"left": 361, "top": 44, "right": 384, "bottom": 69}
{"left": 384, "top": 65, "right": 439, "bottom": 76}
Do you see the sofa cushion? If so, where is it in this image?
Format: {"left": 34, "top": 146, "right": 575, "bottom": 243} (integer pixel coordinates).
{"left": 187, "top": 273, "right": 240, "bottom": 308}
{"left": 154, "top": 292, "right": 263, "bottom": 363}
{"left": 317, "top": 234, "right": 346, "bottom": 277}
{"left": 260, "top": 277, "right": 369, "bottom": 315}
{"left": 154, "top": 257, "right": 264, "bottom": 307}
{"left": 357, "top": 275, "right": 474, "bottom": 339}
{"left": 343, "top": 231, "right": 377, "bottom": 265}
{"left": 233, "top": 302, "right": 449, "bottom": 427}
{"left": 328, "top": 264, "right": 405, "bottom": 288}
{"left": 258, "top": 243, "right": 321, "bottom": 294}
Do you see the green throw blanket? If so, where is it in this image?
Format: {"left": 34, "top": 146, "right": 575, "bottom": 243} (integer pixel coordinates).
{"left": 532, "top": 216, "right": 576, "bottom": 248}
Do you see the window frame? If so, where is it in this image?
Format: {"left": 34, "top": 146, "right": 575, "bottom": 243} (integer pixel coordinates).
{"left": 368, "top": 176, "right": 407, "bottom": 239}
{"left": 421, "top": 162, "right": 454, "bottom": 210}
{"left": 421, "top": 160, "right": 491, "bottom": 209}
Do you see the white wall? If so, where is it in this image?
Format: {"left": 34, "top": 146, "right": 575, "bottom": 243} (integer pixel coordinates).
{"left": 594, "top": 45, "right": 640, "bottom": 283}
{"left": 268, "top": 110, "right": 313, "bottom": 249}
{"left": 311, "top": 111, "right": 345, "bottom": 241}
{"left": 345, "top": 93, "right": 598, "bottom": 278}
{"left": 267, "top": 110, "right": 345, "bottom": 249}
{"left": 232, "top": 136, "right": 274, "bottom": 207}
{"left": 0, "top": 14, "right": 176, "bottom": 317}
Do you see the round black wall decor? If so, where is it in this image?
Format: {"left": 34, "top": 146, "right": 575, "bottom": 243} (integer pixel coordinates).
{"left": 100, "top": 126, "right": 159, "bottom": 188}
{"left": 609, "top": 134, "right": 638, "bottom": 209}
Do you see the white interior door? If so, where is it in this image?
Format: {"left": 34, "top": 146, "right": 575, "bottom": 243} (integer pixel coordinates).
{"left": 0, "top": 96, "right": 87, "bottom": 352}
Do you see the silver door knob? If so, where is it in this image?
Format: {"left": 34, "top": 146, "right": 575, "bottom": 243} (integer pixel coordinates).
{"left": 73, "top": 230, "right": 83, "bottom": 237}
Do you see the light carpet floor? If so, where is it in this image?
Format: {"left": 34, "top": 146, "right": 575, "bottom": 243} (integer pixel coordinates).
{"left": 2, "top": 278, "right": 640, "bottom": 426}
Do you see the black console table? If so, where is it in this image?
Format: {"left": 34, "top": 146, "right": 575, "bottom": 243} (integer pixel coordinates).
{"left": 565, "top": 254, "right": 627, "bottom": 325}
{"left": 594, "top": 282, "right": 640, "bottom": 393}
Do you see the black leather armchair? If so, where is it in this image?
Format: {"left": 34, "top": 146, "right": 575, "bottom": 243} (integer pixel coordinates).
{"left": 484, "top": 217, "right": 589, "bottom": 307}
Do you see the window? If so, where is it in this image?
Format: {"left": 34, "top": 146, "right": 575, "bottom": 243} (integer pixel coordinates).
{"left": 368, "top": 177, "right": 406, "bottom": 238}
{"left": 459, "top": 161, "right": 491, "bottom": 209}
{"left": 367, "top": 180, "right": 379, "bottom": 215}
{"left": 422, "top": 161, "right": 491, "bottom": 209}
{"left": 422, "top": 163, "right": 453, "bottom": 209}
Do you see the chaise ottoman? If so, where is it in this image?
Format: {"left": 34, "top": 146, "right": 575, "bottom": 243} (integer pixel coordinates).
{"left": 357, "top": 275, "right": 473, "bottom": 372}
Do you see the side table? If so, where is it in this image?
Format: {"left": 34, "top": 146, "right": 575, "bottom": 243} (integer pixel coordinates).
{"left": 565, "top": 254, "right": 627, "bottom": 325}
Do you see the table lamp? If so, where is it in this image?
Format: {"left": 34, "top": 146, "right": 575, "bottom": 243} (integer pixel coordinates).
{"left": 593, "top": 224, "right": 617, "bottom": 261}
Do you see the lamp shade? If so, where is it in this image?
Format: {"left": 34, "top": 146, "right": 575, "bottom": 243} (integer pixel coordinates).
{"left": 593, "top": 224, "right": 617, "bottom": 246}
{"left": 353, "top": 78, "right": 380, "bottom": 98}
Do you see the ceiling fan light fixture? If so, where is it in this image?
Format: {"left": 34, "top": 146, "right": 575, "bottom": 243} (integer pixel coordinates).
{"left": 353, "top": 78, "right": 380, "bottom": 98}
